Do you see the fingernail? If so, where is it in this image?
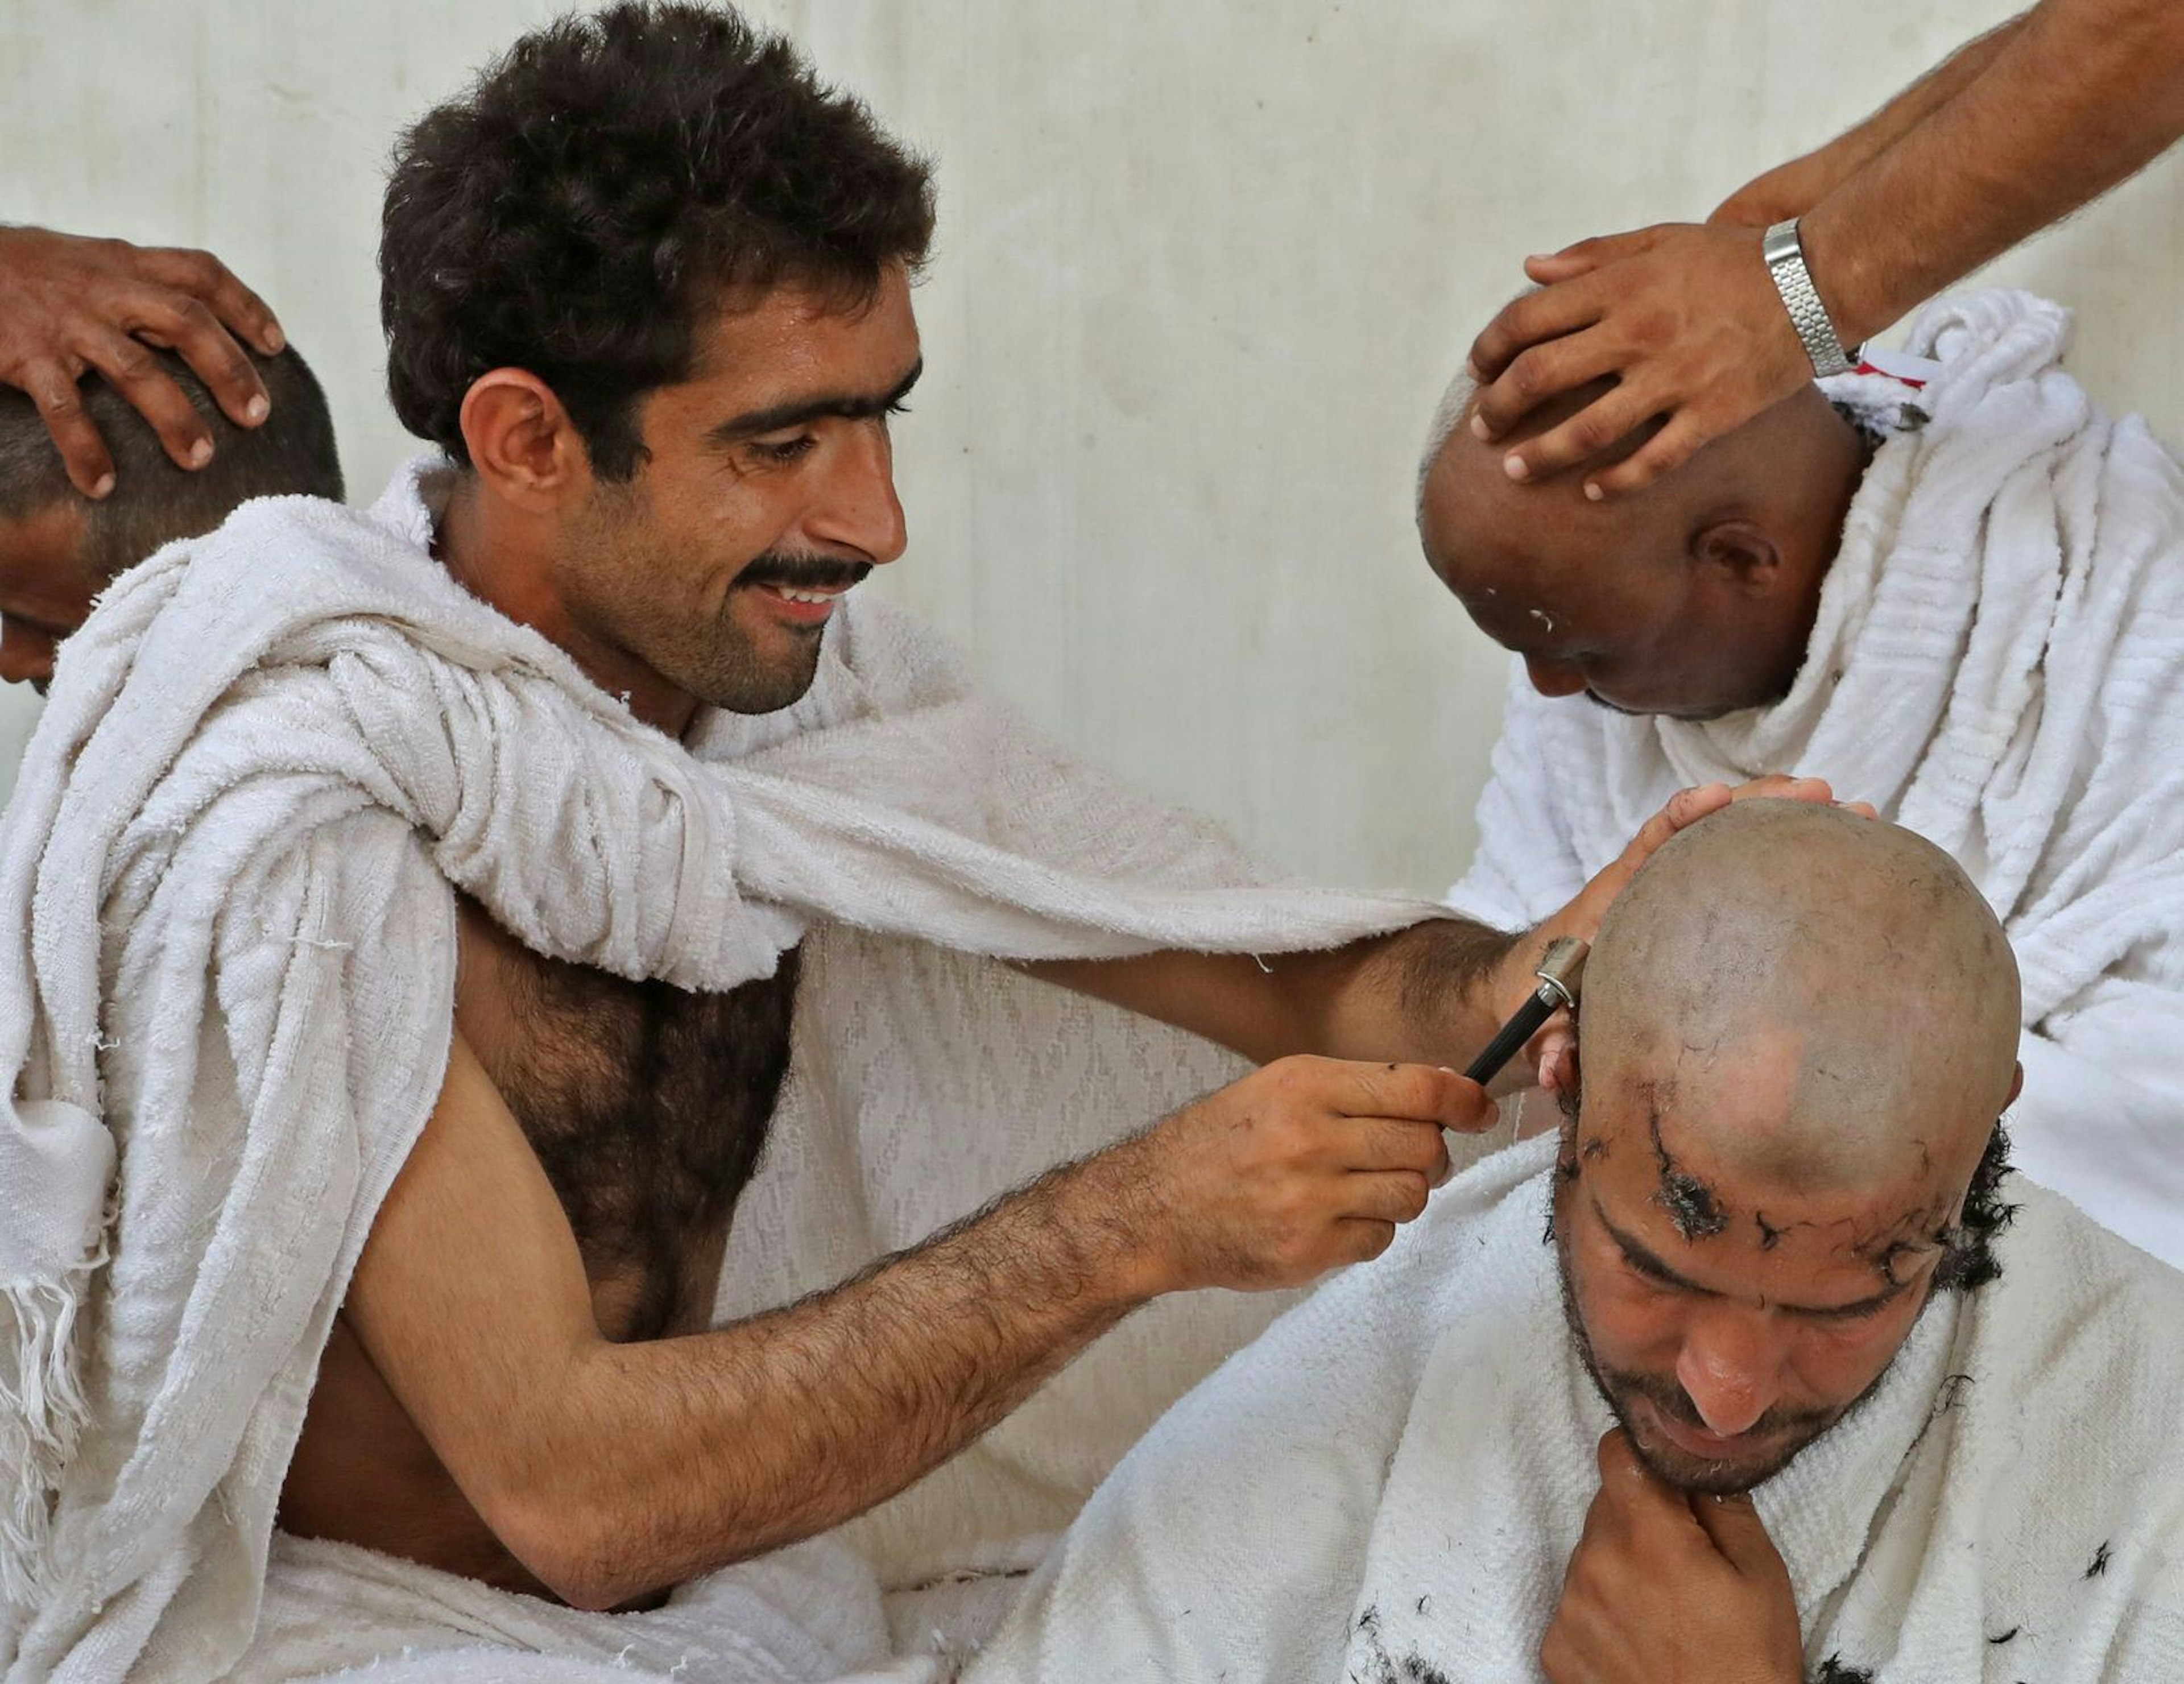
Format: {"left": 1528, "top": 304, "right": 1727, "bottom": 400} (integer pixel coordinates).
{"left": 263, "top": 324, "right": 286, "bottom": 353}
{"left": 1470, "top": 414, "right": 1490, "bottom": 441}
{"left": 188, "top": 439, "right": 213, "bottom": 467}
{"left": 245, "top": 395, "right": 270, "bottom": 424}
{"left": 91, "top": 473, "right": 115, "bottom": 500}
{"left": 1503, "top": 454, "right": 1529, "bottom": 482}
{"left": 1465, "top": 358, "right": 1483, "bottom": 381}
{"left": 1583, "top": 481, "right": 1604, "bottom": 502}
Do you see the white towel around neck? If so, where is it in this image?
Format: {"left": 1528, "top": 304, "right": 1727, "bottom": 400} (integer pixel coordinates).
{"left": 966, "top": 1137, "right": 2184, "bottom": 1683}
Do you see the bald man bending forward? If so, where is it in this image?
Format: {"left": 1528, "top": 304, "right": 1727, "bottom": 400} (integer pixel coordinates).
{"left": 962, "top": 802, "right": 2184, "bottom": 1684}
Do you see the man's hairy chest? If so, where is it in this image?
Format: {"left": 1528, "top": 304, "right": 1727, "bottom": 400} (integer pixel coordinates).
{"left": 453, "top": 899, "right": 801, "bottom": 1340}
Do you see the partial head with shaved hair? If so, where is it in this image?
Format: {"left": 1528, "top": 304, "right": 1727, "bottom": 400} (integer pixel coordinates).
{"left": 1550, "top": 800, "right": 2022, "bottom": 1495}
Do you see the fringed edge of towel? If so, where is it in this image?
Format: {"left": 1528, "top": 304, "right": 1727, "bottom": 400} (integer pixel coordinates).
{"left": 0, "top": 1240, "right": 108, "bottom": 1612}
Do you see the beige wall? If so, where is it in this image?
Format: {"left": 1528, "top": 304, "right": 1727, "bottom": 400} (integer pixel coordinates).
{"left": 3, "top": 0, "right": 2178, "bottom": 892}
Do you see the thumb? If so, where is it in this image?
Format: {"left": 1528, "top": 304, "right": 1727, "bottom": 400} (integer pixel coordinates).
{"left": 1690, "top": 1490, "right": 1788, "bottom": 1580}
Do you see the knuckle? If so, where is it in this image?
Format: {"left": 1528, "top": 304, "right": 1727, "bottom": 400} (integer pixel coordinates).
{"left": 107, "top": 340, "right": 159, "bottom": 383}
{"left": 1571, "top": 409, "right": 1619, "bottom": 453}
{"left": 171, "top": 295, "right": 222, "bottom": 340}
{"left": 176, "top": 247, "right": 222, "bottom": 289}
{"left": 1276, "top": 1225, "right": 1322, "bottom": 1276}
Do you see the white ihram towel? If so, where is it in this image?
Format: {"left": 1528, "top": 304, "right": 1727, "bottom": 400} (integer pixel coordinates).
{"left": 0, "top": 457, "right": 1449, "bottom": 1682}
{"left": 967, "top": 1136, "right": 2184, "bottom": 1683}
{"left": 1449, "top": 290, "right": 2184, "bottom": 1267}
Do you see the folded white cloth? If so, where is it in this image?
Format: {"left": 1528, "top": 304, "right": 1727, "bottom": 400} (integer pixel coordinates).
{"left": 240, "top": 1534, "right": 928, "bottom": 1684}
{"left": 0, "top": 458, "right": 1449, "bottom": 1682}
{"left": 969, "top": 1136, "right": 2184, "bottom": 1683}
{"left": 1449, "top": 289, "right": 2184, "bottom": 1267}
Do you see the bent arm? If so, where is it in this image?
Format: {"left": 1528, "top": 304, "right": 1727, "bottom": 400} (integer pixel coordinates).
{"left": 1021, "top": 916, "right": 1515, "bottom": 1073}
{"left": 1803, "top": 0, "right": 2184, "bottom": 341}
{"left": 346, "top": 1032, "right": 1155, "bottom": 1610}
{"left": 345, "top": 1034, "right": 1480, "bottom": 1610}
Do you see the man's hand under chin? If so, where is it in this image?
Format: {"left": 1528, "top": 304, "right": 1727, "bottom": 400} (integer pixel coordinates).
{"left": 1541, "top": 1430, "right": 1804, "bottom": 1684}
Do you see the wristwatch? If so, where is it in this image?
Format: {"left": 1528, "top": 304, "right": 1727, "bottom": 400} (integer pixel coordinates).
{"left": 1763, "top": 218, "right": 1856, "bottom": 379}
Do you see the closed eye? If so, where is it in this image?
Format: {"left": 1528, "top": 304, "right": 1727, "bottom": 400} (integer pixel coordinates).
{"left": 1796, "top": 1293, "right": 1898, "bottom": 1325}
{"left": 749, "top": 435, "right": 818, "bottom": 464}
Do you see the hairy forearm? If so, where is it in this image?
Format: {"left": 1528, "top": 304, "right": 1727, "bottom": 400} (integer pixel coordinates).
{"left": 1306, "top": 918, "right": 1520, "bottom": 1069}
{"left": 511, "top": 1157, "right": 1149, "bottom": 1607}
{"left": 1814, "top": 13, "right": 2028, "bottom": 175}
{"left": 1026, "top": 917, "right": 1519, "bottom": 1073}
{"left": 1804, "top": 0, "right": 2184, "bottom": 340}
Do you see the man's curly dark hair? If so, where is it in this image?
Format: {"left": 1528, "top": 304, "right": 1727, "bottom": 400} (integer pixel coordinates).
{"left": 380, "top": 2, "right": 935, "bottom": 479}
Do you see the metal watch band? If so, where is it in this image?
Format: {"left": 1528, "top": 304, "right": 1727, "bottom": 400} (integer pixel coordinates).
{"left": 1763, "top": 218, "right": 1855, "bottom": 380}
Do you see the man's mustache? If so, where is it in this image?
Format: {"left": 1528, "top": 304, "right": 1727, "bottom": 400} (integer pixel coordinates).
{"left": 737, "top": 554, "right": 874, "bottom": 593}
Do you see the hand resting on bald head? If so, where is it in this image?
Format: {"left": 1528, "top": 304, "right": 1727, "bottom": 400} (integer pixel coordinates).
{"left": 1416, "top": 346, "right": 1869, "bottom": 719}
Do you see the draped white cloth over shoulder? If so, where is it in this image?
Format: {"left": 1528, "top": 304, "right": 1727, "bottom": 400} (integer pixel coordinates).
{"left": 966, "top": 1137, "right": 2184, "bottom": 1684}
{"left": 0, "top": 458, "right": 1448, "bottom": 1683}
{"left": 1449, "top": 290, "right": 2184, "bottom": 1267}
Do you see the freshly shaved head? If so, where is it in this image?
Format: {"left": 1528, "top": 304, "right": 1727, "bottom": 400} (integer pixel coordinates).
{"left": 1417, "top": 365, "right": 1868, "bottom": 719}
{"left": 1553, "top": 801, "right": 2021, "bottom": 1493}
{"left": 1585, "top": 799, "right": 2019, "bottom": 1204}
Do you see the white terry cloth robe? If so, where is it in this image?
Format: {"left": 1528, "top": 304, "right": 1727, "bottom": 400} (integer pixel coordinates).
{"left": 965, "top": 1136, "right": 2184, "bottom": 1684}
{"left": 1446, "top": 289, "right": 2184, "bottom": 1269}
{"left": 0, "top": 456, "right": 1462, "bottom": 1684}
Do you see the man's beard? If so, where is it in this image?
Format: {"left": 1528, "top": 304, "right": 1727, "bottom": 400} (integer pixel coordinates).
{"left": 1549, "top": 1183, "right": 1897, "bottom": 1495}
{"left": 689, "top": 551, "right": 872, "bottom": 714}
{"left": 567, "top": 495, "right": 872, "bottom": 714}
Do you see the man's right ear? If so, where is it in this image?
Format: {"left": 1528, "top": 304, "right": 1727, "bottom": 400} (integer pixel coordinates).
{"left": 457, "top": 369, "right": 589, "bottom": 513}
{"left": 1689, "top": 518, "right": 1782, "bottom": 592}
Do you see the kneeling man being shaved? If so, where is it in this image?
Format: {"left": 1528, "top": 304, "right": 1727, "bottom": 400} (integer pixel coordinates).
{"left": 1423, "top": 293, "right": 2184, "bottom": 1266}
{"left": 969, "top": 801, "right": 2184, "bottom": 1684}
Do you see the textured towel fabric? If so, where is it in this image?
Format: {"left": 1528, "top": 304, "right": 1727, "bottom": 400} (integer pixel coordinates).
{"left": 238, "top": 1534, "right": 934, "bottom": 1684}
{"left": 1447, "top": 290, "right": 2184, "bottom": 1268}
{"left": 966, "top": 1137, "right": 2184, "bottom": 1684}
{"left": 0, "top": 457, "right": 1449, "bottom": 1682}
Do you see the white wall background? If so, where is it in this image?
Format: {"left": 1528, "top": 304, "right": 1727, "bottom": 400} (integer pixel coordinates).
{"left": 3, "top": 0, "right": 2179, "bottom": 893}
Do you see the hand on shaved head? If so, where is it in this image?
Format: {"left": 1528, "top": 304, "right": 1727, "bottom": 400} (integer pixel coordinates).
{"left": 1416, "top": 336, "right": 1869, "bottom": 719}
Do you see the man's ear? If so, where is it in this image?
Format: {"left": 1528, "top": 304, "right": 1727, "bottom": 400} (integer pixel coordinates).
{"left": 2005, "top": 1061, "right": 2025, "bottom": 1110}
{"left": 1689, "top": 518, "right": 1781, "bottom": 590}
{"left": 458, "top": 369, "right": 591, "bottom": 514}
